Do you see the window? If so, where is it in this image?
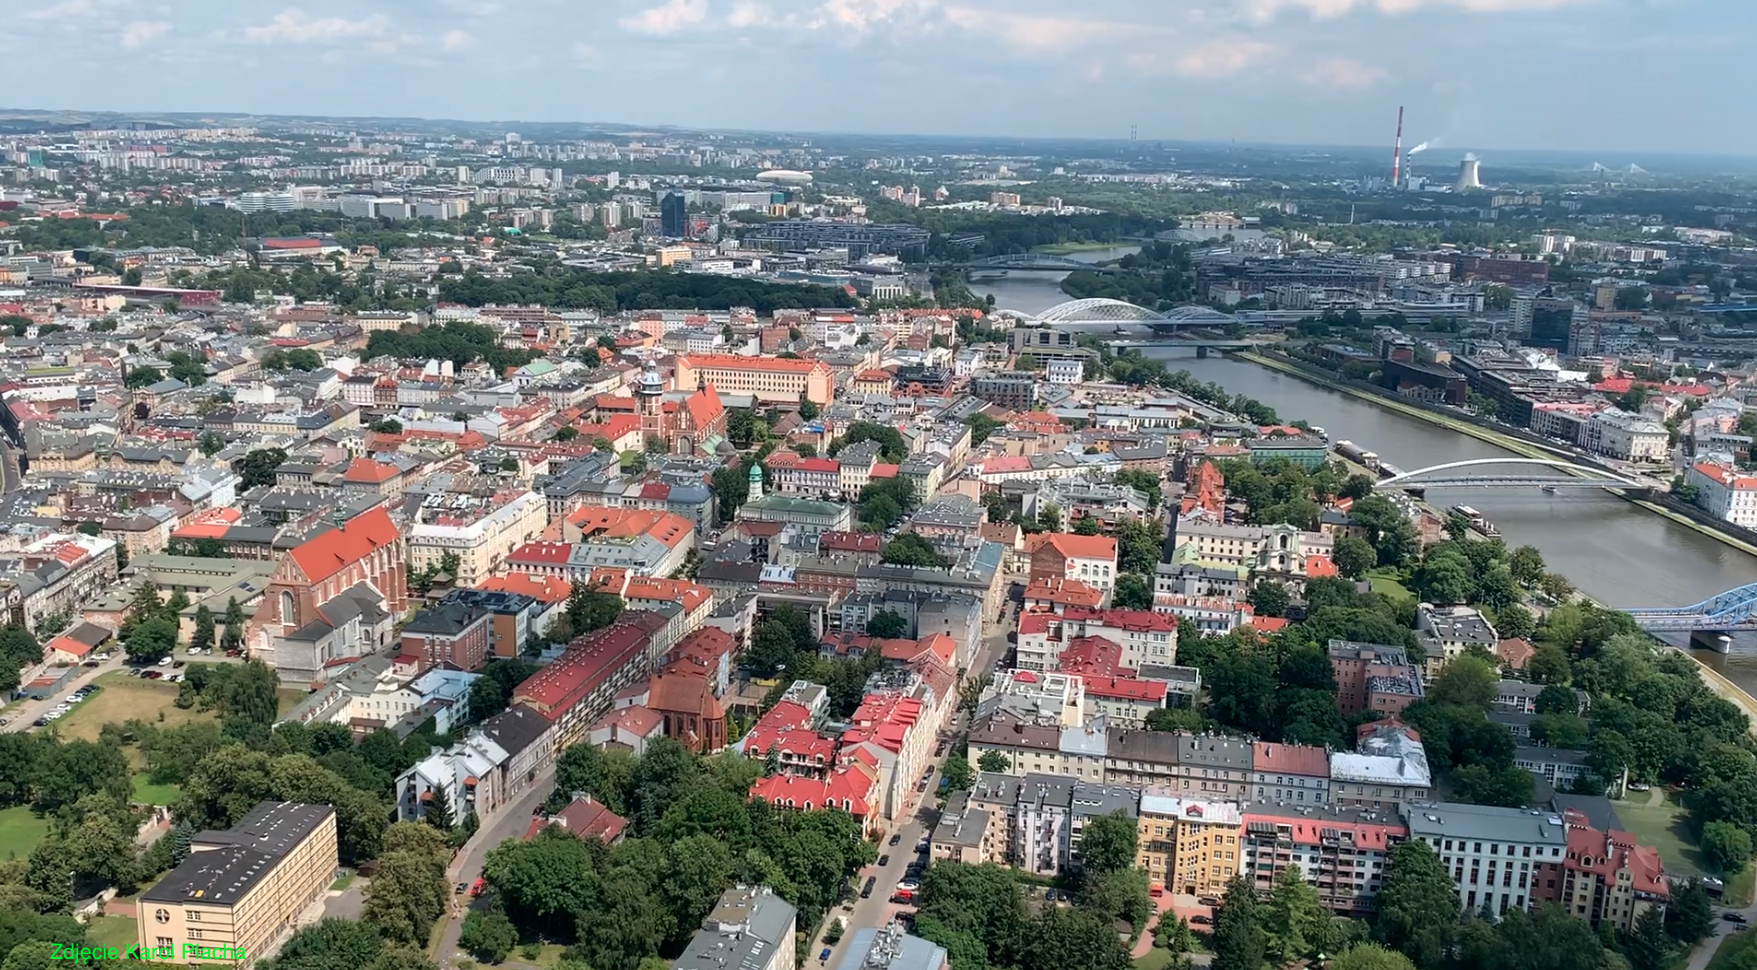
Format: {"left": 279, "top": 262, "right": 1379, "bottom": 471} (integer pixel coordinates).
{"left": 154, "top": 909, "right": 171, "bottom": 924}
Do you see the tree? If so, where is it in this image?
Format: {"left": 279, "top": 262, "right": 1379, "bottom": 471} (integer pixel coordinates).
{"left": 977, "top": 750, "right": 1011, "bottom": 774}
{"left": 1265, "top": 866, "right": 1326, "bottom": 963}
{"left": 1211, "top": 875, "right": 1267, "bottom": 970}
{"left": 1623, "top": 905, "right": 1672, "bottom": 970}
{"left": 1072, "top": 516, "right": 1100, "bottom": 536}
{"left": 1508, "top": 545, "right": 1545, "bottom": 587}
{"left": 881, "top": 532, "right": 951, "bottom": 569}
{"left": 1427, "top": 655, "right": 1498, "bottom": 710}
{"left": 941, "top": 754, "right": 975, "bottom": 792}
{"left": 189, "top": 605, "right": 215, "bottom": 653}
{"left": 273, "top": 919, "right": 389, "bottom": 970}
{"left": 123, "top": 615, "right": 177, "bottom": 664}
{"left": 1113, "top": 573, "right": 1153, "bottom": 610}
{"left": 423, "top": 788, "right": 456, "bottom": 832}
{"left": 233, "top": 447, "right": 288, "bottom": 489}
{"left": 459, "top": 911, "right": 518, "bottom": 964}
{"left": 1329, "top": 944, "right": 1417, "bottom": 970}
{"left": 1666, "top": 879, "right": 1716, "bottom": 945}
{"left": 866, "top": 611, "right": 909, "bottom": 639}
{"left": 1248, "top": 581, "right": 1290, "bottom": 618}
{"left": 1334, "top": 535, "right": 1377, "bottom": 579}
{"left": 555, "top": 426, "right": 579, "bottom": 442}
{"left": 362, "top": 833, "right": 449, "bottom": 947}
{"left": 1080, "top": 811, "right": 1139, "bottom": 875}
{"left": 1701, "top": 820, "right": 1754, "bottom": 874}
{"left": 482, "top": 828, "right": 598, "bottom": 936}
{"left": 220, "top": 596, "right": 246, "bottom": 652}
{"left": 1373, "top": 841, "right": 1458, "bottom": 968}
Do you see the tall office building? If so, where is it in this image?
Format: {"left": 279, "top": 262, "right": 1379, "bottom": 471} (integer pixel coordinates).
{"left": 660, "top": 192, "right": 687, "bottom": 238}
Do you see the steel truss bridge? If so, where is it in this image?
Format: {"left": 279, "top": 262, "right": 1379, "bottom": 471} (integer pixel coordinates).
{"left": 1373, "top": 458, "right": 1648, "bottom": 492}
{"left": 955, "top": 254, "right": 1125, "bottom": 274}
{"left": 1628, "top": 584, "right": 1757, "bottom": 633}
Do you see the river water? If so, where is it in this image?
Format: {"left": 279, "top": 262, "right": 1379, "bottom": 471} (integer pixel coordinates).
{"left": 972, "top": 251, "right": 1757, "bottom": 688}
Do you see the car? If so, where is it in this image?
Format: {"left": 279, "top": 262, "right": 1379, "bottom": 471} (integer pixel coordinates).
{"left": 44, "top": 712, "right": 61, "bottom": 721}
{"left": 173, "top": 661, "right": 186, "bottom": 669}
{"left": 470, "top": 877, "right": 485, "bottom": 897}
{"left": 877, "top": 854, "right": 890, "bottom": 867}
{"left": 188, "top": 646, "right": 201, "bottom": 655}
{"left": 916, "top": 780, "right": 928, "bottom": 792}
{"left": 888, "top": 833, "right": 901, "bottom": 846}
{"left": 81, "top": 660, "right": 99, "bottom": 668}
{"left": 225, "top": 649, "right": 240, "bottom": 657}
{"left": 915, "top": 840, "right": 928, "bottom": 853}
{"left": 860, "top": 877, "right": 876, "bottom": 899}
{"left": 1628, "top": 782, "right": 1651, "bottom": 791}
{"left": 63, "top": 695, "right": 79, "bottom": 704}
{"left": 896, "top": 881, "right": 919, "bottom": 893}
{"left": 31, "top": 717, "right": 46, "bottom": 727}
{"left": 157, "top": 656, "right": 172, "bottom": 667}
{"left": 820, "top": 949, "right": 832, "bottom": 962}
{"left": 1725, "top": 913, "right": 1748, "bottom": 923}
{"left": 1198, "top": 896, "right": 1222, "bottom": 907}
{"left": 456, "top": 882, "right": 468, "bottom": 894}
{"left": 890, "top": 890, "right": 913, "bottom": 904}
{"left": 1191, "top": 915, "right": 1212, "bottom": 926}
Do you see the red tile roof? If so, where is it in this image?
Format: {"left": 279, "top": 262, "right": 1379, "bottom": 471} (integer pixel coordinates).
{"left": 1035, "top": 533, "right": 1118, "bottom": 562}
{"left": 514, "top": 620, "right": 656, "bottom": 717}
{"left": 524, "top": 795, "right": 628, "bottom": 844}
{"left": 476, "top": 572, "right": 573, "bottom": 604}
{"left": 748, "top": 762, "right": 878, "bottom": 817}
{"left": 1252, "top": 741, "right": 1331, "bottom": 777}
{"left": 289, "top": 506, "right": 400, "bottom": 586}
{"left": 342, "top": 458, "right": 400, "bottom": 484}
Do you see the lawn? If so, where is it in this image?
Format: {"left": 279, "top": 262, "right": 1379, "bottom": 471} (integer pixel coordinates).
{"left": 1032, "top": 241, "right": 1125, "bottom": 255}
{"left": 1708, "top": 928, "right": 1757, "bottom": 970}
{"left": 278, "top": 687, "right": 310, "bottom": 715}
{"left": 55, "top": 671, "right": 212, "bottom": 742}
{"left": 86, "top": 915, "right": 137, "bottom": 952}
{"left": 1615, "top": 791, "right": 1710, "bottom": 879}
{"left": 131, "top": 774, "right": 180, "bottom": 806}
{"left": 0, "top": 804, "right": 52, "bottom": 859}
{"left": 1134, "top": 950, "right": 1175, "bottom": 970}
{"left": 1365, "top": 568, "right": 1414, "bottom": 601}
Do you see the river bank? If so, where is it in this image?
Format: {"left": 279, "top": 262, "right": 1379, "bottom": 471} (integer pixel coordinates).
{"left": 1232, "top": 349, "right": 1757, "bottom": 559}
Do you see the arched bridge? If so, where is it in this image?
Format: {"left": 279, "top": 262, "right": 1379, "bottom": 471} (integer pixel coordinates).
{"left": 1373, "top": 458, "right": 1648, "bottom": 492}
{"left": 1021, "top": 299, "right": 1245, "bottom": 334}
{"left": 1628, "top": 583, "right": 1757, "bottom": 634}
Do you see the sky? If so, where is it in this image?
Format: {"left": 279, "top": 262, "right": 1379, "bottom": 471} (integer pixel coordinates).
{"left": 1, "top": 0, "right": 1746, "bottom": 157}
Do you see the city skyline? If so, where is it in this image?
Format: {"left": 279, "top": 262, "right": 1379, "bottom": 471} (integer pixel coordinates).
{"left": 2, "top": 0, "right": 1744, "bottom": 156}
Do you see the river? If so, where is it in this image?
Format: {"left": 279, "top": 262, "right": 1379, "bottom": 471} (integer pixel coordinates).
{"left": 1128, "top": 351, "right": 1757, "bottom": 687}
{"left": 965, "top": 245, "right": 1140, "bottom": 315}
{"left": 971, "top": 244, "right": 1757, "bottom": 685}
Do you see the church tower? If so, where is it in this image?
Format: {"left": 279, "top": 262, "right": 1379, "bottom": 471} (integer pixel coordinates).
{"left": 636, "top": 362, "right": 666, "bottom": 448}
{"left": 747, "top": 462, "right": 764, "bottom": 503}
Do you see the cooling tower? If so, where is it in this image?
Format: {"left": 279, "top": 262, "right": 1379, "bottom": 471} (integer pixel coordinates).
{"left": 1455, "top": 158, "right": 1483, "bottom": 191}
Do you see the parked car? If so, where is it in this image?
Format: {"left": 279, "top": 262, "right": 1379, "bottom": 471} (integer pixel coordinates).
{"left": 456, "top": 882, "right": 467, "bottom": 894}
{"left": 81, "top": 661, "right": 99, "bottom": 668}
{"left": 173, "top": 661, "right": 186, "bottom": 669}
{"left": 1724, "top": 913, "right": 1747, "bottom": 924}
{"left": 915, "top": 840, "right": 928, "bottom": 854}
{"left": 877, "top": 854, "right": 890, "bottom": 867}
{"left": 896, "top": 881, "right": 919, "bottom": 893}
{"left": 890, "top": 890, "right": 913, "bottom": 904}
{"left": 888, "top": 833, "right": 901, "bottom": 846}
{"left": 1627, "top": 782, "right": 1651, "bottom": 791}
{"left": 820, "top": 949, "right": 832, "bottom": 962}
{"left": 31, "top": 717, "right": 46, "bottom": 727}
{"left": 157, "top": 657, "right": 172, "bottom": 667}
{"left": 1191, "top": 915, "right": 1212, "bottom": 926}
{"left": 470, "top": 878, "right": 485, "bottom": 897}
{"left": 860, "top": 876, "right": 876, "bottom": 899}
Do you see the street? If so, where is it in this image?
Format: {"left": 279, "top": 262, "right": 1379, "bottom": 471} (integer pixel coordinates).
{"left": 1686, "top": 896, "right": 1757, "bottom": 970}
{"left": 813, "top": 586, "right": 1020, "bottom": 967}
{"left": 432, "top": 765, "right": 557, "bottom": 967}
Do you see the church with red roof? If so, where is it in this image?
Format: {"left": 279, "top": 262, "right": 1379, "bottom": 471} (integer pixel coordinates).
{"left": 249, "top": 506, "right": 407, "bottom": 686}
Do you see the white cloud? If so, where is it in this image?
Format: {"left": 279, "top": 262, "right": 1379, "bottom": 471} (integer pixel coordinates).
{"left": 441, "top": 28, "right": 473, "bottom": 50}
{"left": 941, "top": 7, "right": 1139, "bottom": 52}
{"left": 25, "top": 0, "right": 98, "bottom": 20}
{"left": 244, "top": 8, "right": 394, "bottom": 44}
{"left": 803, "top": 0, "right": 939, "bottom": 33}
{"left": 1302, "top": 56, "right": 1388, "bottom": 87}
{"left": 619, "top": 0, "right": 709, "bottom": 34}
{"left": 1174, "top": 37, "right": 1276, "bottom": 76}
{"left": 1241, "top": 0, "right": 1590, "bottom": 19}
{"left": 728, "top": 0, "right": 772, "bottom": 26}
{"left": 120, "top": 19, "right": 169, "bottom": 47}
